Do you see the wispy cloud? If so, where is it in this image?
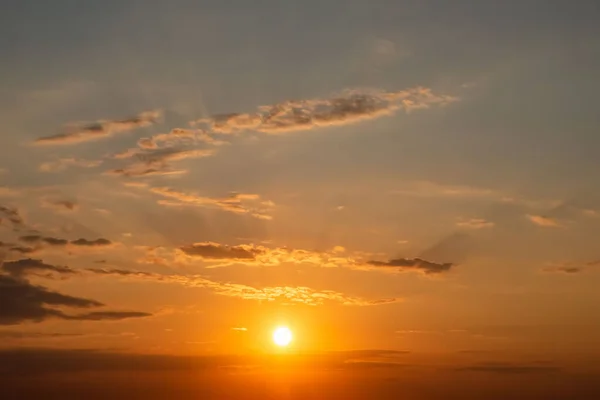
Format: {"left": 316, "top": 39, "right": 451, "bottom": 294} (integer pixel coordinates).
{"left": 107, "top": 148, "right": 215, "bottom": 178}
{"left": 33, "top": 110, "right": 162, "bottom": 146}
{"left": 526, "top": 214, "right": 561, "bottom": 228}
{"left": 192, "top": 87, "right": 456, "bottom": 134}
{"left": 0, "top": 205, "right": 26, "bottom": 231}
{"left": 142, "top": 186, "right": 274, "bottom": 220}
{"left": 456, "top": 218, "right": 494, "bottom": 229}
{"left": 39, "top": 157, "right": 102, "bottom": 173}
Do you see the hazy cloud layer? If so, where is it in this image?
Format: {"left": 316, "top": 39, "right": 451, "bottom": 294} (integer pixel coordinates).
{"left": 86, "top": 267, "right": 400, "bottom": 307}
{"left": 193, "top": 87, "right": 456, "bottom": 134}
{"left": 34, "top": 110, "right": 162, "bottom": 145}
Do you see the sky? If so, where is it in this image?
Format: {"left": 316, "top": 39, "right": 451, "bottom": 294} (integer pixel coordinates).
{"left": 1, "top": 0, "right": 600, "bottom": 398}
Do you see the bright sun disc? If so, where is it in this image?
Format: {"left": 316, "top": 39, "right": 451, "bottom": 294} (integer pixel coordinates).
{"left": 272, "top": 326, "right": 292, "bottom": 347}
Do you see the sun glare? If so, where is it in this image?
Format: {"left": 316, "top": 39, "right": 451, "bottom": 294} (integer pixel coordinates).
{"left": 272, "top": 326, "right": 293, "bottom": 347}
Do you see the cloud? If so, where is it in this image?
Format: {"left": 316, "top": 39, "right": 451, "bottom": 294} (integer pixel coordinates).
{"left": 526, "top": 214, "right": 561, "bottom": 228}
{"left": 541, "top": 260, "right": 600, "bottom": 274}
{"left": 0, "top": 274, "right": 101, "bottom": 325}
{"left": 1, "top": 258, "right": 75, "bottom": 278}
{"left": 0, "top": 331, "right": 83, "bottom": 339}
{"left": 33, "top": 110, "right": 162, "bottom": 145}
{"left": 65, "top": 311, "right": 152, "bottom": 321}
{"left": 0, "top": 261, "right": 150, "bottom": 325}
{"left": 85, "top": 267, "right": 399, "bottom": 307}
{"left": 39, "top": 158, "right": 102, "bottom": 172}
{"left": 367, "top": 257, "right": 453, "bottom": 274}
{"left": 41, "top": 198, "right": 79, "bottom": 212}
{"left": 180, "top": 242, "right": 264, "bottom": 260}
{"left": 17, "top": 235, "right": 113, "bottom": 250}
{"left": 0, "top": 205, "right": 26, "bottom": 231}
{"left": 192, "top": 86, "right": 456, "bottom": 134}
{"left": 393, "top": 181, "right": 498, "bottom": 199}
{"left": 70, "top": 238, "right": 113, "bottom": 247}
{"left": 137, "top": 128, "right": 227, "bottom": 149}
{"left": 107, "top": 148, "right": 214, "bottom": 178}
{"left": 456, "top": 218, "right": 494, "bottom": 229}
{"left": 147, "top": 187, "right": 274, "bottom": 220}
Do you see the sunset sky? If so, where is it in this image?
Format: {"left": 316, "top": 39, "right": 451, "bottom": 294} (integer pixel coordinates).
{"left": 2, "top": 1, "right": 600, "bottom": 398}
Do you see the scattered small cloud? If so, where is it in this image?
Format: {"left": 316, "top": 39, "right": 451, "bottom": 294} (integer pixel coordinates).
{"left": 232, "top": 327, "right": 248, "bottom": 332}
{"left": 456, "top": 218, "right": 494, "bottom": 229}
{"left": 33, "top": 110, "right": 162, "bottom": 146}
{"left": 526, "top": 214, "right": 561, "bottom": 228}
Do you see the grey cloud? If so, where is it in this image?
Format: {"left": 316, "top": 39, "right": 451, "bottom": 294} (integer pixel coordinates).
{"left": 70, "top": 238, "right": 112, "bottom": 247}
{"left": 179, "top": 242, "right": 264, "bottom": 260}
{"left": 367, "top": 257, "right": 453, "bottom": 274}
{"left": 33, "top": 110, "right": 162, "bottom": 145}
{"left": 193, "top": 87, "right": 456, "bottom": 135}
{"left": 18, "top": 235, "right": 111, "bottom": 248}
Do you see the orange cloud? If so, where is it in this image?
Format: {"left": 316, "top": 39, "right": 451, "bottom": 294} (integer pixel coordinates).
{"left": 526, "top": 214, "right": 561, "bottom": 228}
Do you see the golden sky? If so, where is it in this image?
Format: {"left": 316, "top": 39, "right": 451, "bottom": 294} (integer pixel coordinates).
{"left": 1, "top": 0, "right": 600, "bottom": 398}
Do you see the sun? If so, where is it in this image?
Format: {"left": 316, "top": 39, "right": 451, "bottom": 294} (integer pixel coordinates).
{"left": 272, "top": 326, "right": 293, "bottom": 347}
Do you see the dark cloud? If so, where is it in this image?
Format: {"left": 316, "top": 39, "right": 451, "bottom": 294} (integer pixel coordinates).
{"left": 0, "top": 259, "right": 150, "bottom": 325}
{"left": 33, "top": 110, "right": 162, "bottom": 145}
{"left": 1, "top": 258, "right": 75, "bottom": 278}
{"left": 179, "top": 242, "right": 264, "bottom": 260}
{"left": 70, "top": 238, "right": 113, "bottom": 247}
{"left": 18, "top": 235, "right": 111, "bottom": 249}
{"left": 0, "top": 274, "right": 101, "bottom": 325}
{"left": 367, "top": 257, "right": 453, "bottom": 274}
